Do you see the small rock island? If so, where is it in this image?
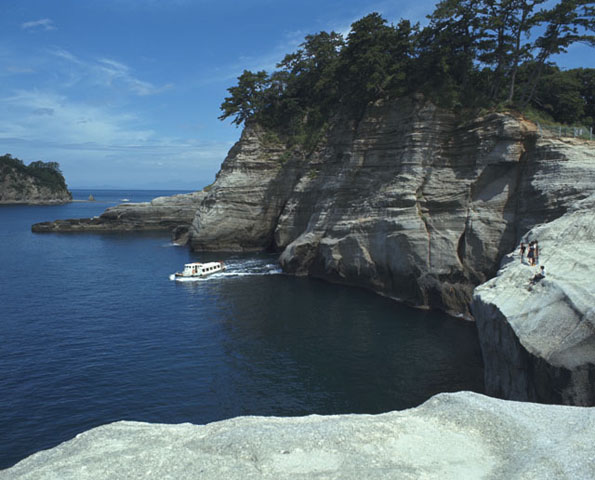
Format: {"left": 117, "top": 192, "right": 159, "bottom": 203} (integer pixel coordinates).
{"left": 0, "top": 154, "right": 72, "bottom": 205}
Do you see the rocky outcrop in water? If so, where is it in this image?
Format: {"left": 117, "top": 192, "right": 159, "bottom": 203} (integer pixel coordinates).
{"left": 3, "top": 391, "right": 594, "bottom": 479}
{"left": 0, "top": 156, "right": 71, "bottom": 205}
{"left": 190, "top": 96, "right": 595, "bottom": 318}
{"left": 32, "top": 192, "right": 205, "bottom": 242}
{"left": 472, "top": 195, "right": 595, "bottom": 405}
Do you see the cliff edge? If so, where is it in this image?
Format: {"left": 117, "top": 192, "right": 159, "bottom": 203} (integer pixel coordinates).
{"left": 2, "top": 392, "right": 594, "bottom": 479}
{"left": 472, "top": 195, "right": 595, "bottom": 405}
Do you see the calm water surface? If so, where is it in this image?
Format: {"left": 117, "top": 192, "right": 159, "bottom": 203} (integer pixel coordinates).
{"left": 0, "top": 189, "right": 484, "bottom": 469}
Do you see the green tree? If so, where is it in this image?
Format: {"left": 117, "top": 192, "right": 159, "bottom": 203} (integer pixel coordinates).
{"left": 219, "top": 70, "right": 270, "bottom": 125}
{"left": 338, "top": 13, "right": 404, "bottom": 111}
{"left": 575, "top": 68, "right": 595, "bottom": 125}
{"left": 533, "top": 67, "right": 594, "bottom": 125}
{"left": 419, "top": 0, "right": 484, "bottom": 106}
{"left": 478, "top": 0, "right": 544, "bottom": 102}
{"left": 505, "top": 0, "right": 546, "bottom": 103}
{"left": 275, "top": 31, "right": 344, "bottom": 124}
{"left": 522, "top": 0, "right": 595, "bottom": 105}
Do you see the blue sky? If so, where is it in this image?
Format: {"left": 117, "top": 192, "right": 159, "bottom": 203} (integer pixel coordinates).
{"left": 1, "top": 0, "right": 593, "bottom": 189}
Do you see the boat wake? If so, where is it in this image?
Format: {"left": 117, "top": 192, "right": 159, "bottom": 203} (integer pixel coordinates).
{"left": 169, "top": 258, "right": 282, "bottom": 282}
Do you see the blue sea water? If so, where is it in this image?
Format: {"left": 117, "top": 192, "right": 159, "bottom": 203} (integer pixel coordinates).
{"left": 0, "top": 189, "right": 484, "bottom": 469}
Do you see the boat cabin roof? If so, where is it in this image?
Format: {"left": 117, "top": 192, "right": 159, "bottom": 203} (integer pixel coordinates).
{"left": 184, "top": 261, "right": 221, "bottom": 268}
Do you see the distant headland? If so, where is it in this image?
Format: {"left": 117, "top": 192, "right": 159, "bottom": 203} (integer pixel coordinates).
{"left": 0, "top": 154, "right": 72, "bottom": 205}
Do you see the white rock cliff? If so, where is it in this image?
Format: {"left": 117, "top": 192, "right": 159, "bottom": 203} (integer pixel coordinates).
{"left": 2, "top": 392, "right": 594, "bottom": 479}
{"left": 190, "top": 97, "right": 595, "bottom": 319}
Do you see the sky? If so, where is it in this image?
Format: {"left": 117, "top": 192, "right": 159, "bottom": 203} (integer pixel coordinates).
{"left": 1, "top": 0, "right": 593, "bottom": 189}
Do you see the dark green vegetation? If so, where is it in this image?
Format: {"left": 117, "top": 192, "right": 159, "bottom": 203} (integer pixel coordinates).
{"left": 0, "top": 154, "right": 69, "bottom": 193}
{"left": 220, "top": 0, "right": 594, "bottom": 141}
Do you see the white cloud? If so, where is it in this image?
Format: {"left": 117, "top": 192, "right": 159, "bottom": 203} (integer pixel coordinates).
{"left": 43, "top": 48, "right": 172, "bottom": 96}
{"left": 0, "top": 89, "right": 154, "bottom": 146}
{"left": 0, "top": 86, "right": 233, "bottom": 188}
{"left": 4, "top": 65, "right": 36, "bottom": 75}
{"left": 21, "top": 18, "right": 56, "bottom": 31}
{"left": 96, "top": 58, "right": 173, "bottom": 96}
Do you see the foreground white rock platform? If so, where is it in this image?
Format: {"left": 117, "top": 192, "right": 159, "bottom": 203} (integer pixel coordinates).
{"left": 3, "top": 392, "right": 594, "bottom": 479}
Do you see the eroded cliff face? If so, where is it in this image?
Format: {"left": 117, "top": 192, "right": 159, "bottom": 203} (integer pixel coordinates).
{"left": 0, "top": 168, "right": 72, "bottom": 204}
{"left": 189, "top": 124, "right": 303, "bottom": 251}
{"left": 190, "top": 96, "right": 595, "bottom": 318}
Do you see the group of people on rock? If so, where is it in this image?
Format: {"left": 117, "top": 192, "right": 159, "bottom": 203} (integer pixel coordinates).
{"left": 519, "top": 240, "right": 539, "bottom": 266}
{"left": 520, "top": 240, "right": 546, "bottom": 286}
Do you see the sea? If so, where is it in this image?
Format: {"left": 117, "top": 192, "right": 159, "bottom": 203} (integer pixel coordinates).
{"left": 0, "top": 189, "right": 484, "bottom": 469}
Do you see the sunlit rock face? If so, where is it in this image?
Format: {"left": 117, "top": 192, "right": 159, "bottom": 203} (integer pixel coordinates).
{"left": 472, "top": 195, "right": 595, "bottom": 406}
{"left": 3, "top": 392, "right": 594, "bottom": 480}
{"left": 190, "top": 96, "right": 595, "bottom": 317}
{"left": 189, "top": 122, "right": 303, "bottom": 251}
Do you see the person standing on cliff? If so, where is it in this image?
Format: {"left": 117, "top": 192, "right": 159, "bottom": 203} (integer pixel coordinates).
{"left": 520, "top": 242, "right": 526, "bottom": 263}
{"left": 527, "top": 242, "right": 535, "bottom": 266}
{"left": 535, "top": 240, "right": 539, "bottom": 264}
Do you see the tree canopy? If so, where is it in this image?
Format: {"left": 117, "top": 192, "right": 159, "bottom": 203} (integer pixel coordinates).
{"left": 219, "top": 0, "right": 595, "bottom": 137}
{"left": 0, "top": 154, "right": 68, "bottom": 192}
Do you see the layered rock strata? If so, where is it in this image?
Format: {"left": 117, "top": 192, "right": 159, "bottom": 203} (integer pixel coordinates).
{"left": 190, "top": 97, "right": 595, "bottom": 318}
{"left": 472, "top": 195, "right": 595, "bottom": 405}
{"left": 32, "top": 192, "right": 205, "bottom": 242}
{"left": 3, "top": 391, "right": 594, "bottom": 479}
{"left": 190, "top": 124, "right": 304, "bottom": 251}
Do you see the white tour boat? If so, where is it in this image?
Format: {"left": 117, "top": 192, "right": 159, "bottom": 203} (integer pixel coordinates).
{"left": 171, "top": 261, "right": 225, "bottom": 280}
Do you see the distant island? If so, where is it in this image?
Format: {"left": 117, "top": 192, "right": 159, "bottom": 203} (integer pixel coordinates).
{"left": 0, "top": 154, "right": 72, "bottom": 205}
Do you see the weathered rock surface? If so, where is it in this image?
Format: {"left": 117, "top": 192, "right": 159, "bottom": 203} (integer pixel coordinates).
{"left": 3, "top": 391, "right": 594, "bottom": 479}
{"left": 190, "top": 96, "right": 595, "bottom": 317}
{"left": 0, "top": 166, "right": 71, "bottom": 205}
{"left": 472, "top": 195, "right": 595, "bottom": 405}
{"left": 190, "top": 123, "right": 302, "bottom": 251}
{"left": 32, "top": 192, "right": 205, "bottom": 242}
